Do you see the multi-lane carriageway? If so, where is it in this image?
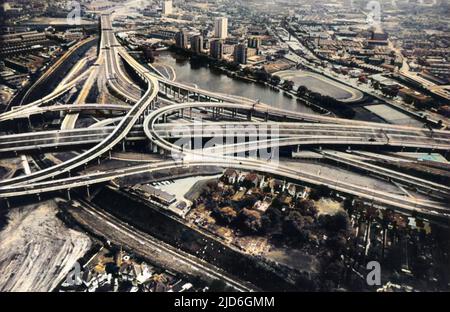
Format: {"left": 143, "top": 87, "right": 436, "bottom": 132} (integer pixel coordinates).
{"left": 1, "top": 113, "right": 449, "bottom": 218}
{"left": 1, "top": 111, "right": 449, "bottom": 199}
{"left": 101, "top": 15, "right": 142, "bottom": 103}
{"left": 0, "top": 17, "right": 160, "bottom": 188}
{"left": 1, "top": 158, "right": 448, "bottom": 220}
{"left": 0, "top": 13, "right": 449, "bottom": 221}
{"left": 1, "top": 119, "right": 450, "bottom": 153}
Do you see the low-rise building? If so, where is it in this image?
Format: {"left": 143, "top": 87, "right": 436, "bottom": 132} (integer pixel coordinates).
{"left": 136, "top": 184, "right": 176, "bottom": 206}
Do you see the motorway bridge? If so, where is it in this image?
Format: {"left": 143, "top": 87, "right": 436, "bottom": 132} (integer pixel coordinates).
{"left": 0, "top": 13, "right": 448, "bottom": 222}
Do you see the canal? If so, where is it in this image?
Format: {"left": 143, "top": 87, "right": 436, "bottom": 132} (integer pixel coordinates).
{"left": 155, "top": 51, "right": 316, "bottom": 114}
{"left": 154, "top": 51, "right": 424, "bottom": 125}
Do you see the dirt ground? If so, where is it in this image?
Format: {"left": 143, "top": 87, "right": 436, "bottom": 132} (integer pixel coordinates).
{"left": 315, "top": 198, "right": 344, "bottom": 216}
{"left": 265, "top": 248, "right": 320, "bottom": 274}
{"left": 0, "top": 158, "right": 22, "bottom": 180}
{"left": 0, "top": 200, "right": 92, "bottom": 291}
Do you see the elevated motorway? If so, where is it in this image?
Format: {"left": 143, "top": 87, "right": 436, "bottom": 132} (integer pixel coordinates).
{"left": 1, "top": 13, "right": 448, "bottom": 223}
{"left": 1, "top": 16, "right": 140, "bottom": 128}
{"left": 177, "top": 134, "right": 449, "bottom": 198}
{"left": 0, "top": 24, "right": 160, "bottom": 188}
{"left": 0, "top": 103, "right": 448, "bottom": 205}
{"left": 1, "top": 159, "right": 448, "bottom": 220}
{"left": 102, "top": 14, "right": 443, "bottom": 133}
{"left": 101, "top": 15, "right": 142, "bottom": 103}
{"left": 140, "top": 104, "right": 449, "bottom": 218}
{"left": 17, "top": 37, "right": 97, "bottom": 107}
{"left": 144, "top": 102, "right": 450, "bottom": 149}
{"left": 2, "top": 118, "right": 450, "bottom": 153}
{"left": 0, "top": 69, "right": 92, "bottom": 123}
{"left": 1, "top": 103, "right": 130, "bottom": 120}
{"left": 61, "top": 57, "right": 105, "bottom": 130}
{"left": 0, "top": 126, "right": 144, "bottom": 153}
{"left": 318, "top": 150, "right": 450, "bottom": 198}
{"left": 200, "top": 139, "right": 450, "bottom": 198}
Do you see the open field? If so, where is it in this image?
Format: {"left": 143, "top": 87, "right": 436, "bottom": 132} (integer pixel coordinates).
{"left": 276, "top": 70, "right": 364, "bottom": 102}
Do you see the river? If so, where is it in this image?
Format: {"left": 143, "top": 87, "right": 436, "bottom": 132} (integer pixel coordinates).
{"left": 155, "top": 51, "right": 316, "bottom": 114}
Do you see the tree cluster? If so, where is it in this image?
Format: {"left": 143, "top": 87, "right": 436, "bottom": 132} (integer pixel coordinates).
{"left": 296, "top": 85, "right": 356, "bottom": 119}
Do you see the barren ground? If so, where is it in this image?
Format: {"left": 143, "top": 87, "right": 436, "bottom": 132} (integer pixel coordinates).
{"left": 0, "top": 200, "right": 91, "bottom": 291}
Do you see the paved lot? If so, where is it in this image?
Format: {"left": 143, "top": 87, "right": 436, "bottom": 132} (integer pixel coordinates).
{"left": 365, "top": 104, "right": 423, "bottom": 126}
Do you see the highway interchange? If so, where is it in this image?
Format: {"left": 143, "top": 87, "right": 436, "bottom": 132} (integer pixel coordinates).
{"left": 1, "top": 12, "right": 449, "bottom": 225}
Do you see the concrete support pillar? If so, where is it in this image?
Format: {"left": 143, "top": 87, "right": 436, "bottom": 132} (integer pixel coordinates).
{"left": 67, "top": 189, "right": 71, "bottom": 201}
{"left": 86, "top": 185, "right": 90, "bottom": 198}
{"left": 122, "top": 140, "right": 126, "bottom": 152}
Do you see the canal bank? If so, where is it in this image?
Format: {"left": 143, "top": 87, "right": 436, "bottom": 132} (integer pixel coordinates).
{"left": 155, "top": 50, "right": 317, "bottom": 115}
{"left": 153, "top": 50, "right": 394, "bottom": 122}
